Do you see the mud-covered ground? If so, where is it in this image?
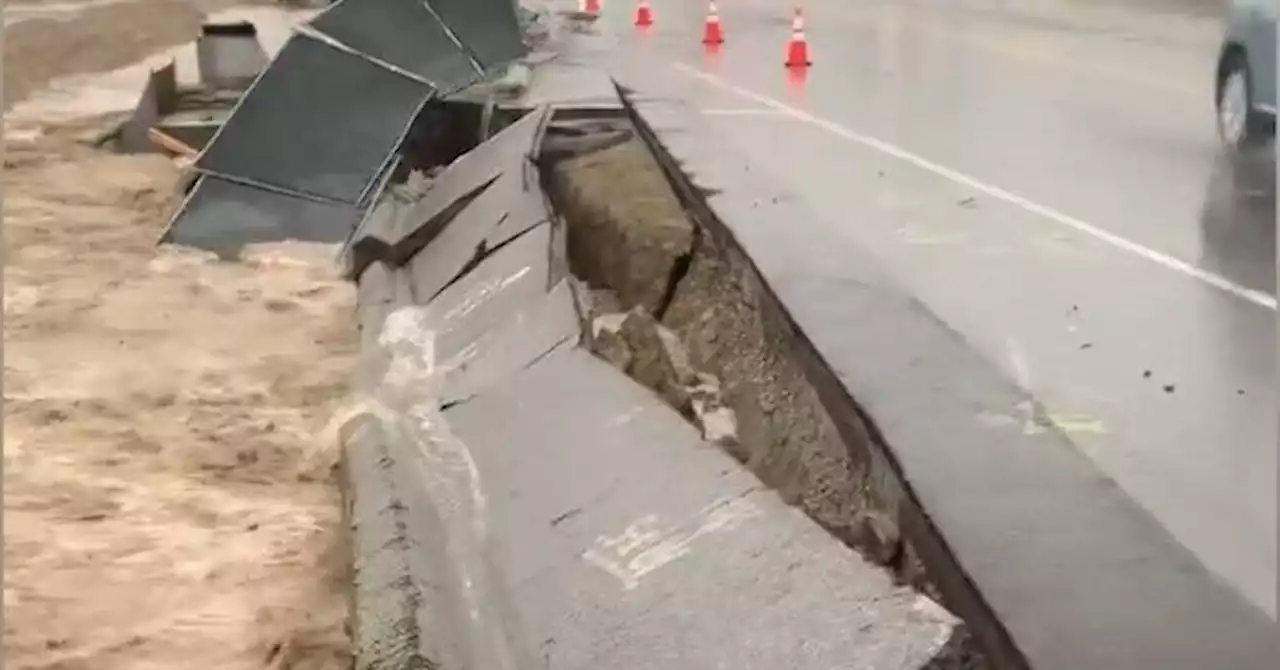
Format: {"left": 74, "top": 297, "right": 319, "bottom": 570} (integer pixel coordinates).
{"left": 3, "top": 2, "right": 356, "bottom": 669}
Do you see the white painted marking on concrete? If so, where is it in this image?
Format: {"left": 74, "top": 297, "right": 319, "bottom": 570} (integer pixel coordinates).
{"left": 441, "top": 265, "right": 533, "bottom": 322}
{"left": 609, "top": 406, "right": 646, "bottom": 426}
{"left": 672, "top": 64, "right": 1278, "bottom": 311}
{"left": 583, "top": 495, "right": 761, "bottom": 590}
{"left": 1024, "top": 410, "right": 1107, "bottom": 436}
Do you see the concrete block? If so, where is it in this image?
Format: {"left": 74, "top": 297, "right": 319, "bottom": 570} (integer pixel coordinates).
{"left": 119, "top": 60, "right": 179, "bottom": 154}
{"left": 196, "top": 21, "right": 269, "bottom": 91}
{"left": 402, "top": 179, "right": 550, "bottom": 305}
{"left": 440, "top": 278, "right": 581, "bottom": 405}
{"left": 427, "top": 222, "right": 552, "bottom": 361}
{"left": 443, "top": 348, "right": 956, "bottom": 669}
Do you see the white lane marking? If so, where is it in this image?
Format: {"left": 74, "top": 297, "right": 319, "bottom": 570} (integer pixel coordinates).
{"left": 582, "top": 495, "right": 761, "bottom": 590}
{"left": 673, "top": 63, "right": 1277, "bottom": 311}
{"left": 700, "top": 108, "right": 790, "bottom": 116}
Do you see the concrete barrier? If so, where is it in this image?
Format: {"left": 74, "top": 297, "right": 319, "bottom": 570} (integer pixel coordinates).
{"left": 195, "top": 21, "right": 269, "bottom": 91}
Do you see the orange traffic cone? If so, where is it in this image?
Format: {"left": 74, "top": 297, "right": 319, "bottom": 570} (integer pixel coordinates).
{"left": 785, "top": 8, "right": 811, "bottom": 68}
{"left": 635, "top": 0, "right": 653, "bottom": 27}
{"left": 702, "top": 1, "right": 724, "bottom": 45}
{"left": 583, "top": 0, "right": 600, "bottom": 14}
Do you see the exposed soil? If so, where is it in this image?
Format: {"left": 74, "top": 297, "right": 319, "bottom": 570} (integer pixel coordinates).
{"left": 4, "top": 3, "right": 357, "bottom": 669}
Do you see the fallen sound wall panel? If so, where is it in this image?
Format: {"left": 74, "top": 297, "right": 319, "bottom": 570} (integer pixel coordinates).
{"left": 196, "top": 34, "right": 431, "bottom": 204}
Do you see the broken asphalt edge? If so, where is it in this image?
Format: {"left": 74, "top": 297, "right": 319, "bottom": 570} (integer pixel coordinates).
{"left": 612, "top": 83, "right": 1280, "bottom": 670}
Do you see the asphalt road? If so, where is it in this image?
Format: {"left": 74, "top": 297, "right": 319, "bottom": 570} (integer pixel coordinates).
{"left": 575, "top": 0, "right": 1276, "bottom": 618}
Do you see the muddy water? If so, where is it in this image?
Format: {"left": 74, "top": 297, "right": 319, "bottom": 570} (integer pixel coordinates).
{"left": 3, "top": 0, "right": 135, "bottom": 27}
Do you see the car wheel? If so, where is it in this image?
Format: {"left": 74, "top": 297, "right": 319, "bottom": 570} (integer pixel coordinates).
{"left": 1216, "top": 51, "right": 1272, "bottom": 153}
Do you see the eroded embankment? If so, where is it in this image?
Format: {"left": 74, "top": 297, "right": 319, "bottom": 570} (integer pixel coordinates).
{"left": 541, "top": 117, "right": 988, "bottom": 669}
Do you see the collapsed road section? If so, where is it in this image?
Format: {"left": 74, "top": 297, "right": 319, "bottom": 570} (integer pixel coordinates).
{"left": 340, "top": 101, "right": 969, "bottom": 670}
{"left": 135, "top": 3, "right": 968, "bottom": 666}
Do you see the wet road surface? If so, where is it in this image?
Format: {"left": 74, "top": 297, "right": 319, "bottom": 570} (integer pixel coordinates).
{"left": 582, "top": 0, "right": 1276, "bottom": 617}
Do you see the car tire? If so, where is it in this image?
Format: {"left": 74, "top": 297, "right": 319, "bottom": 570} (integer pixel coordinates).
{"left": 1215, "top": 51, "right": 1274, "bottom": 154}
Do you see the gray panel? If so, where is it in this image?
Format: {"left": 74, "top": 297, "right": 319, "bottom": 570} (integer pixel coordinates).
{"left": 428, "top": 223, "right": 552, "bottom": 364}
{"left": 164, "top": 175, "right": 364, "bottom": 256}
{"left": 440, "top": 279, "right": 580, "bottom": 405}
{"left": 308, "top": 0, "right": 479, "bottom": 92}
{"left": 196, "top": 34, "right": 431, "bottom": 204}
{"left": 428, "top": 0, "right": 526, "bottom": 72}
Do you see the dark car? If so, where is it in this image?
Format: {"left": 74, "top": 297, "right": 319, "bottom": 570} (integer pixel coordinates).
{"left": 1215, "top": 0, "right": 1277, "bottom": 152}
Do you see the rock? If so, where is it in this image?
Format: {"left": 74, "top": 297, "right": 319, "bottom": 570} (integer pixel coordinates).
{"left": 590, "top": 312, "right": 632, "bottom": 371}
{"left": 854, "top": 509, "right": 902, "bottom": 566}
{"left": 590, "top": 310, "right": 737, "bottom": 446}
{"left": 694, "top": 403, "right": 738, "bottom": 447}
{"left": 614, "top": 307, "right": 697, "bottom": 412}
{"left": 897, "top": 540, "right": 930, "bottom": 590}
{"left": 684, "top": 372, "right": 738, "bottom": 445}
